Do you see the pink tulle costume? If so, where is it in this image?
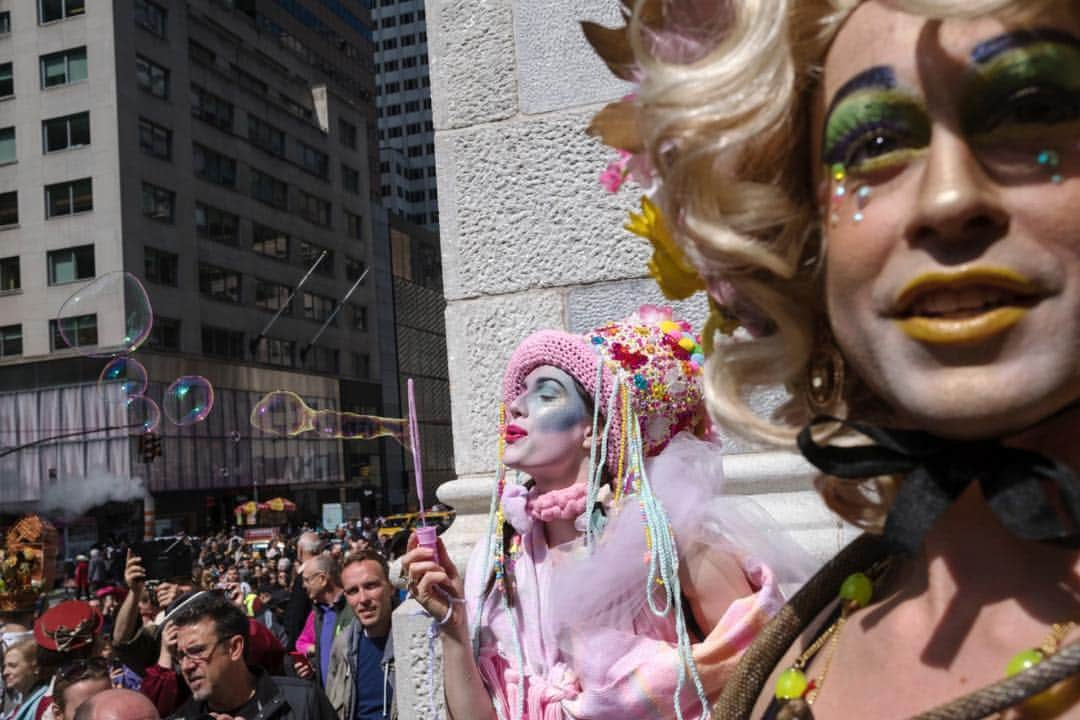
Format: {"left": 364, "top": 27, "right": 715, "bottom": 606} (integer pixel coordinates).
{"left": 465, "top": 307, "right": 814, "bottom": 720}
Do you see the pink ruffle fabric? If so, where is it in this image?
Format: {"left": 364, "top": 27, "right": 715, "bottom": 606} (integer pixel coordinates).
{"left": 501, "top": 483, "right": 588, "bottom": 536}
{"left": 465, "top": 434, "right": 815, "bottom": 720}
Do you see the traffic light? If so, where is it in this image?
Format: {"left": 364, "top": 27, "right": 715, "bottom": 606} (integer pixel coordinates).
{"left": 138, "top": 432, "right": 162, "bottom": 464}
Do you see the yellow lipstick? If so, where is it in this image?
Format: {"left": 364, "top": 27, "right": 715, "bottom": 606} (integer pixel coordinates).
{"left": 893, "top": 268, "right": 1039, "bottom": 345}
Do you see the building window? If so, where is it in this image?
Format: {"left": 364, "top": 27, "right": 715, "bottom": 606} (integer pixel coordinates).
{"left": 279, "top": 94, "right": 312, "bottom": 123}
{"left": 232, "top": 64, "right": 267, "bottom": 95}
{"left": 341, "top": 164, "right": 360, "bottom": 194}
{"left": 252, "top": 224, "right": 289, "bottom": 260}
{"left": 353, "top": 352, "right": 370, "bottom": 378}
{"left": 47, "top": 245, "right": 94, "bottom": 284}
{"left": 41, "top": 47, "right": 88, "bottom": 88}
{"left": 0, "top": 256, "right": 19, "bottom": 291}
{"left": 133, "top": 0, "right": 166, "bottom": 37}
{"left": 193, "top": 144, "right": 237, "bottom": 187}
{"left": 136, "top": 55, "right": 169, "bottom": 98}
{"left": 351, "top": 304, "right": 367, "bottom": 331}
{"left": 188, "top": 40, "right": 214, "bottom": 66}
{"left": 195, "top": 203, "right": 239, "bottom": 246}
{"left": 254, "top": 337, "right": 294, "bottom": 367}
{"left": 201, "top": 325, "right": 244, "bottom": 359}
{"left": 39, "top": 0, "right": 84, "bottom": 23}
{"left": 138, "top": 117, "right": 171, "bottom": 160}
{"left": 345, "top": 257, "right": 366, "bottom": 283}
{"left": 141, "top": 182, "right": 175, "bottom": 222}
{"left": 248, "top": 115, "right": 285, "bottom": 157}
{"left": 191, "top": 84, "right": 233, "bottom": 130}
{"left": 304, "top": 346, "right": 338, "bottom": 374}
{"left": 302, "top": 291, "right": 335, "bottom": 323}
{"left": 144, "top": 247, "right": 178, "bottom": 285}
{"left": 0, "top": 12, "right": 10, "bottom": 33}
{"left": 45, "top": 178, "right": 93, "bottom": 218}
{"left": 50, "top": 314, "right": 96, "bottom": 350}
{"left": 297, "top": 190, "right": 330, "bottom": 226}
{"left": 147, "top": 316, "right": 180, "bottom": 351}
{"left": 0, "top": 324, "right": 21, "bottom": 357}
{"left": 198, "top": 264, "right": 241, "bottom": 303}
{"left": 255, "top": 280, "right": 292, "bottom": 311}
{"left": 0, "top": 64, "right": 11, "bottom": 98}
{"left": 251, "top": 169, "right": 287, "bottom": 209}
{"left": 0, "top": 127, "right": 12, "bottom": 164}
{"left": 0, "top": 192, "right": 15, "bottom": 226}
{"left": 42, "top": 112, "right": 90, "bottom": 153}
{"left": 340, "top": 119, "right": 357, "bottom": 149}
{"left": 298, "top": 142, "right": 328, "bottom": 179}
{"left": 298, "top": 240, "right": 333, "bottom": 276}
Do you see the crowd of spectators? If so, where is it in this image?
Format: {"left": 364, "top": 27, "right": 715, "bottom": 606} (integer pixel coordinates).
{"left": 0, "top": 519, "right": 412, "bottom": 720}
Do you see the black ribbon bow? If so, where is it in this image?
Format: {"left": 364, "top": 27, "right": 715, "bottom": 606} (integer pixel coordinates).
{"left": 797, "top": 416, "right": 1080, "bottom": 556}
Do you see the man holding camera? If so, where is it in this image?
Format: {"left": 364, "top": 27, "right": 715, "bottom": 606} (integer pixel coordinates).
{"left": 166, "top": 594, "right": 334, "bottom": 720}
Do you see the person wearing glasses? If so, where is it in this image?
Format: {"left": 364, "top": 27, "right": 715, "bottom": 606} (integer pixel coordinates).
{"left": 166, "top": 593, "right": 334, "bottom": 720}
{"left": 300, "top": 557, "right": 353, "bottom": 689}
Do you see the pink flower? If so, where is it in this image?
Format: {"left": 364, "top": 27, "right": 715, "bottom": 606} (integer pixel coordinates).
{"left": 636, "top": 304, "right": 673, "bottom": 323}
{"left": 599, "top": 150, "right": 633, "bottom": 193}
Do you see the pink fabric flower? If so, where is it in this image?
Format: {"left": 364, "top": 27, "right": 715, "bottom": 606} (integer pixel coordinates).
{"left": 599, "top": 150, "right": 632, "bottom": 193}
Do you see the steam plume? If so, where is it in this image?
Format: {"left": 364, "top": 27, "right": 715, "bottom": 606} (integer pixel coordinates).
{"left": 39, "top": 468, "right": 147, "bottom": 519}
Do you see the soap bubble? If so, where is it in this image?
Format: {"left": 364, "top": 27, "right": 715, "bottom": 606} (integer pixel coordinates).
{"left": 97, "top": 357, "right": 148, "bottom": 403}
{"left": 250, "top": 391, "right": 313, "bottom": 436}
{"left": 56, "top": 272, "right": 153, "bottom": 357}
{"left": 163, "top": 376, "right": 215, "bottom": 426}
{"left": 249, "top": 390, "right": 409, "bottom": 446}
{"left": 127, "top": 395, "right": 161, "bottom": 433}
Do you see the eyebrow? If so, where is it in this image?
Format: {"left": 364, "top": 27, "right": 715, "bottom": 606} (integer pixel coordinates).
{"left": 971, "top": 28, "right": 1080, "bottom": 65}
{"left": 824, "top": 65, "right": 897, "bottom": 119}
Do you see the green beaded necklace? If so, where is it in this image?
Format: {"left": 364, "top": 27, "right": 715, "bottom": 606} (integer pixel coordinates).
{"left": 771, "top": 562, "right": 1078, "bottom": 720}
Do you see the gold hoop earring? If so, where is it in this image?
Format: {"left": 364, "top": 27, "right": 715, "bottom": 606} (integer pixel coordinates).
{"left": 806, "top": 337, "right": 845, "bottom": 415}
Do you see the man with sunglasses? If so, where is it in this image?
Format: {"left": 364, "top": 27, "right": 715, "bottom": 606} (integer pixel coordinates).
{"left": 166, "top": 594, "right": 333, "bottom": 720}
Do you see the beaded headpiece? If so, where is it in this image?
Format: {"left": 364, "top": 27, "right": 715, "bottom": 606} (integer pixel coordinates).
{"left": 501, "top": 304, "right": 706, "bottom": 482}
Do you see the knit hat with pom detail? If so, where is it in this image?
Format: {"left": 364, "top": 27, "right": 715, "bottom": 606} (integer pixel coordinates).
{"left": 501, "top": 306, "right": 706, "bottom": 479}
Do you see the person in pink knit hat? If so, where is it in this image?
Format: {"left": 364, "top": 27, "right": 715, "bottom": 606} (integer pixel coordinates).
{"left": 402, "top": 306, "right": 813, "bottom": 720}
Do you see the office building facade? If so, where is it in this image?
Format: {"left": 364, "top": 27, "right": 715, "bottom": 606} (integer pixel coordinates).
{"left": 0, "top": 0, "right": 413, "bottom": 533}
{"left": 370, "top": 0, "right": 437, "bottom": 230}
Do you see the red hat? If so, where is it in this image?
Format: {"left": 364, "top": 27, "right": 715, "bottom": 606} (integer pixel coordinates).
{"left": 94, "top": 585, "right": 128, "bottom": 601}
{"left": 33, "top": 600, "right": 103, "bottom": 652}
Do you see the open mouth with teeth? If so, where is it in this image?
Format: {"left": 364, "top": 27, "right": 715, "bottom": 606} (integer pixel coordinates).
{"left": 899, "top": 286, "right": 1041, "bottom": 319}
{"left": 892, "top": 270, "right": 1044, "bottom": 344}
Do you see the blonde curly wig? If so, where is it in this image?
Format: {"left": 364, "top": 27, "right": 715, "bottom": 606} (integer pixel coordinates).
{"left": 628, "top": 0, "right": 1063, "bottom": 530}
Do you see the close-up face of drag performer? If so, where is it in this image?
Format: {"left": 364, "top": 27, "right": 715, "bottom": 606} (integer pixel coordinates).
{"left": 502, "top": 366, "right": 593, "bottom": 487}
{"left": 816, "top": 4, "right": 1080, "bottom": 438}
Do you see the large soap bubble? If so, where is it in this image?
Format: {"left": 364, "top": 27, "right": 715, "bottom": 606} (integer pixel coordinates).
{"left": 163, "top": 376, "right": 215, "bottom": 426}
{"left": 127, "top": 395, "right": 162, "bottom": 433}
{"left": 250, "top": 391, "right": 311, "bottom": 436}
{"left": 55, "top": 272, "right": 153, "bottom": 357}
{"left": 97, "top": 357, "right": 148, "bottom": 403}
{"left": 250, "top": 390, "right": 409, "bottom": 446}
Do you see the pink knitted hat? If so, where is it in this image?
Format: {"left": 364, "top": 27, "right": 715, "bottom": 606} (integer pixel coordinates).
{"left": 501, "top": 305, "right": 706, "bottom": 477}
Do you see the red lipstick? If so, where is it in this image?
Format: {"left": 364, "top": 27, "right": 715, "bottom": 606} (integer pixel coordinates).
{"left": 504, "top": 424, "right": 527, "bottom": 443}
